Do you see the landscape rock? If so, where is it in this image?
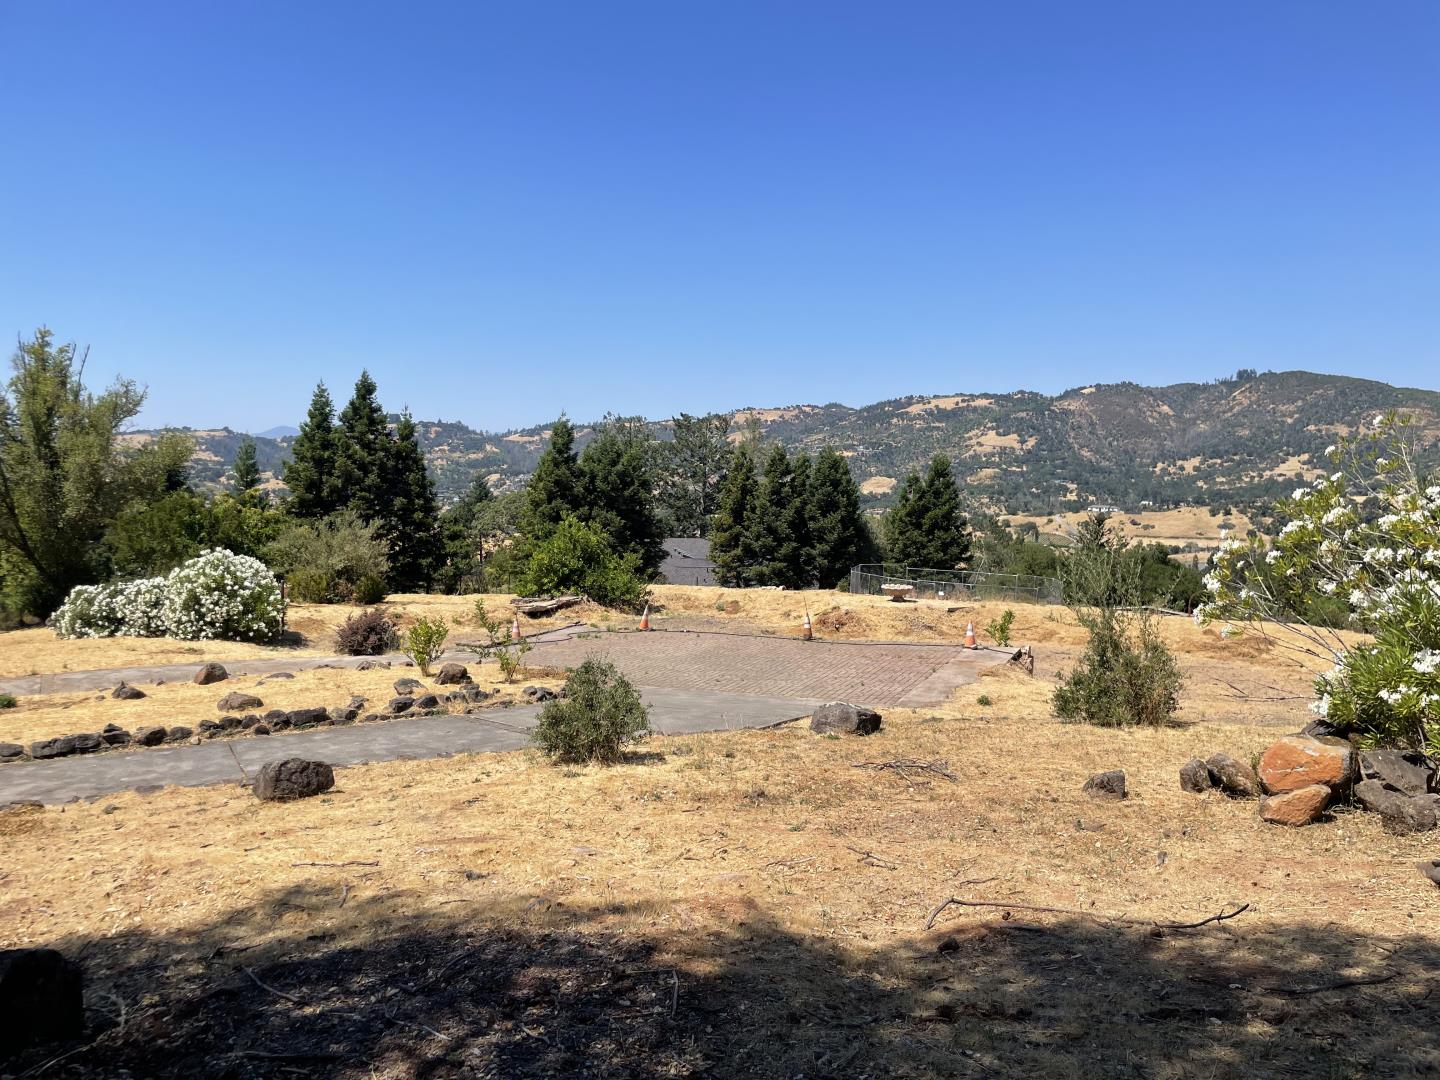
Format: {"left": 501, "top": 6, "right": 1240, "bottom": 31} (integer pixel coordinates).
{"left": 387, "top": 696, "right": 415, "bottom": 715}
{"left": 413, "top": 694, "right": 440, "bottom": 710}
{"left": 1258, "top": 735, "right": 1354, "bottom": 794}
{"left": 809, "top": 701, "right": 883, "bottom": 736}
{"left": 30, "top": 736, "right": 79, "bottom": 760}
{"left": 217, "top": 691, "right": 263, "bottom": 712}
{"left": 263, "top": 671, "right": 295, "bottom": 680}
{"left": 1419, "top": 860, "right": 1440, "bottom": 887}
{"left": 1179, "top": 758, "right": 1213, "bottom": 793}
{"left": 356, "top": 660, "right": 390, "bottom": 671}
{"left": 193, "top": 662, "right": 229, "bottom": 685}
{"left": 198, "top": 719, "right": 222, "bottom": 734}
{"left": 435, "top": 663, "right": 469, "bottom": 685}
{"left": 165, "top": 725, "right": 193, "bottom": 743}
{"left": 331, "top": 705, "right": 360, "bottom": 723}
{"left": 218, "top": 715, "right": 243, "bottom": 732}
{"left": 0, "top": 948, "right": 84, "bottom": 1050}
{"left": 240, "top": 715, "right": 259, "bottom": 729}
{"left": 252, "top": 724, "right": 271, "bottom": 736}
{"left": 1358, "top": 750, "right": 1434, "bottom": 797}
{"left": 0, "top": 742, "right": 28, "bottom": 762}
{"left": 1083, "top": 770, "right": 1128, "bottom": 800}
{"left": 287, "top": 707, "right": 330, "bottom": 729}
{"left": 133, "top": 726, "right": 167, "bottom": 747}
{"left": 1301, "top": 717, "right": 1351, "bottom": 740}
{"left": 100, "top": 728, "right": 132, "bottom": 747}
{"left": 111, "top": 682, "right": 146, "bottom": 700}
{"left": 523, "top": 686, "right": 558, "bottom": 703}
{"left": 394, "top": 678, "right": 425, "bottom": 696}
{"left": 71, "top": 732, "right": 103, "bottom": 753}
{"left": 346, "top": 695, "right": 368, "bottom": 711}
{"left": 1206, "top": 753, "right": 1260, "bottom": 798}
{"left": 252, "top": 758, "right": 335, "bottom": 801}
{"left": 1354, "top": 779, "right": 1439, "bottom": 834}
{"left": 1260, "top": 784, "right": 1331, "bottom": 827}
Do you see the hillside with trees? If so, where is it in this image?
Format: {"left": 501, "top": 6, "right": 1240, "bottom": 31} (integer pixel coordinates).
{"left": 136, "top": 369, "right": 1440, "bottom": 515}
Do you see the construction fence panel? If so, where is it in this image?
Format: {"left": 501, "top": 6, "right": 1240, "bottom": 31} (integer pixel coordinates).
{"left": 847, "top": 564, "right": 1063, "bottom": 605}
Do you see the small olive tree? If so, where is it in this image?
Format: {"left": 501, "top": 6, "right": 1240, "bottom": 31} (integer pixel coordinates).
{"left": 532, "top": 657, "right": 651, "bottom": 764}
{"left": 1199, "top": 414, "right": 1440, "bottom": 752}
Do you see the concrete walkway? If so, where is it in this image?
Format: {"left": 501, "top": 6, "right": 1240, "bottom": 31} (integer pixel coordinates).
{"left": 0, "top": 687, "right": 823, "bottom": 805}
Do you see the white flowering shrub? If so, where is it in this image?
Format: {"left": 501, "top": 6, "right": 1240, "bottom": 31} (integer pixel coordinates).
{"left": 52, "top": 549, "right": 285, "bottom": 643}
{"left": 1198, "top": 414, "right": 1440, "bottom": 752}
{"left": 159, "top": 549, "right": 285, "bottom": 641}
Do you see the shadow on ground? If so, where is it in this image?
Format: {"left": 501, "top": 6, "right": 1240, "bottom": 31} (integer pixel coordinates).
{"left": 7, "top": 883, "right": 1438, "bottom": 1078}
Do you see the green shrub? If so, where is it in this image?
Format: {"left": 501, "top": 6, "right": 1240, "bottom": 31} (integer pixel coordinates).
{"left": 265, "top": 511, "right": 389, "bottom": 604}
{"left": 403, "top": 615, "right": 449, "bottom": 676}
{"left": 352, "top": 572, "right": 388, "bottom": 605}
{"left": 472, "top": 600, "right": 531, "bottom": 683}
{"left": 1052, "top": 611, "right": 1184, "bottom": 727}
{"left": 976, "top": 694, "right": 992, "bottom": 707}
{"left": 518, "top": 516, "right": 649, "bottom": 612}
{"left": 0, "top": 693, "right": 16, "bottom": 709}
{"left": 335, "top": 609, "right": 399, "bottom": 656}
{"left": 286, "top": 568, "right": 334, "bottom": 604}
{"left": 985, "top": 609, "right": 1015, "bottom": 647}
{"left": 532, "top": 657, "right": 651, "bottom": 764}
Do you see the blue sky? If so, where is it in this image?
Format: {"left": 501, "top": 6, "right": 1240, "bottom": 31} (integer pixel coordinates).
{"left": 2, "top": 1, "right": 1436, "bottom": 432}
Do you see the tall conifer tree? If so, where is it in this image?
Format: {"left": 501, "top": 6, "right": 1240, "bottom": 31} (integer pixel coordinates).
{"left": 283, "top": 383, "right": 343, "bottom": 517}
{"left": 334, "top": 371, "right": 391, "bottom": 521}
{"left": 808, "top": 446, "right": 873, "bottom": 587}
{"left": 579, "top": 418, "right": 664, "bottom": 574}
{"left": 521, "top": 417, "right": 583, "bottom": 542}
{"left": 232, "top": 437, "right": 260, "bottom": 495}
{"left": 710, "top": 444, "right": 758, "bottom": 586}
{"left": 886, "top": 454, "right": 970, "bottom": 569}
{"left": 382, "top": 411, "right": 443, "bottom": 590}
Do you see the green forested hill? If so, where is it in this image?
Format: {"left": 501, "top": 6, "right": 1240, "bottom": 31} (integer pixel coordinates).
{"left": 141, "top": 370, "right": 1440, "bottom": 513}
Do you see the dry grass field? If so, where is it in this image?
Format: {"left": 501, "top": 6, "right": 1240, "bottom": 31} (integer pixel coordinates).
{"left": 1006, "top": 506, "right": 1255, "bottom": 554}
{"left": 1, "top": 587, "right": 1435, "bottom": 1078}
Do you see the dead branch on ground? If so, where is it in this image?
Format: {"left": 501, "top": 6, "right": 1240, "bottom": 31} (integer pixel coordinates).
{"left": 925, "top": 897, "right": 1249, "bottom": 932}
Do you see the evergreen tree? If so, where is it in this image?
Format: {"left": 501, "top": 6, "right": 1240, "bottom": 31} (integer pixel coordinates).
{"left": 808, "top": 446, "right": 873, "bottom": 587}
{"left": 887, "top": 454, "right": 970, "bottom": 569}
{"left": 521, "top": 417, "right": 583, "bottom": 542}
{"left": 579, "top": 417, "right": 664, "bottom": 574}
{"left": 382, "top": 411, "right": 444, "bottom": 591}
{"left": 232, "top": 436, "right": 260, "bottom": 495}
{"left": 658, "top": 412, "right": 731, "bottom": 537}
{"left": 334, "top": 371, "right": 391, "bottom": 522}
{"left": 283, "top": 383, "right": 343, "bottom": 517}
{"left": 435, "top": 473, "right": 494, "bottom": 593}
{"left": 710, "top": 444, "right": 758, "bottom": 586}
{"left": 750, "top": 445, "right": 812, "bottom": 588}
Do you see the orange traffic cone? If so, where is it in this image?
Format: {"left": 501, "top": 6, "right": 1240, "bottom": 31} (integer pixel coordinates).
{"left": 511, "top": 612, "right": 522, "bottom": 641}
{"left": 802, "top": 611, "right": 813, "bottom": 641}
{"left": 639, "top": 604, "right": 651, "bottom": 631}
{"left": 964, "top": 622, "right": 977, "bottom": 649}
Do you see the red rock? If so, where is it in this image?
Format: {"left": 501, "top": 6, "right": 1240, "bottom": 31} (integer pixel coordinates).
{"left": 1259, "top": 784, "right": 1331, "bottom": 827}
{"left": 1258, "top": 735, "right": 1354, "bottom": 795}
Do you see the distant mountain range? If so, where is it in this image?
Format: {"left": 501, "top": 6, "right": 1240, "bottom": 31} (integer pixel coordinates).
{"left": 135, "top": 370, "right": 1440, "bottom": 513}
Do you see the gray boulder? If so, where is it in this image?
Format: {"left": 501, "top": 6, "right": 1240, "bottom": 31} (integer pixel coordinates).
{"left": 394, "top": 677, "right": 425, "bottom": 696}
{"left": 809, "top": 702, "right": 882, "bottom": 736}
{"left": 286, "top": 706, "right": 330, "bottom": 728}
{"left": 1083, "top": 770, "right": 1128, "bottom": 800}
{"left": 111, "top": 682, "right": 145, "bottom": 700}
{"left": 253, "top": 758, "right": 335, "bottom": 801}
{"left": 523, "top": 686, "right": 559, "bottom": 703}
{"left": 71, "top": 732, "right": 103, "bottom": 753}
{"left": 413, "top": 694, "right": 440, "bottom": 710}
{"left": 217, "top": 691, "right": 263, "bottom": 712}
{"left": 31, "top": 736, "right": 78, "bottom": 760}
{"left": 1206, "top": 753, "right": 1260, "bottom": 798}
{"left": 1179, "top": 758, "right": 1214, "bottom": 793}
{"left": 1354, "top": 779, "right": 1438, "bottom": 834}
{"left": 133, "top": 726, "right": 167, "bottom": 747}
{"left": 0, "top": 948, "right": 84, "bottom": 1051}
{"left": 435, "top": 663, "right": 469, "bottom": 685}
{"left": 99, "top": 726, "right": 131, "bottom": 747}
{"left": 387, "top": 696, "right": 415, "bottom": 715}
{"left": 0, "top": 742, "right": 27, "bottom": 762}
{"left": 165, "top": 725, "right": 193, "bottom": 743}
{"left": 193, "top": 662, "right": 229, "bottom": 685}
{"left": 1358, "top": 750, "right": 1434, "bottom": 797}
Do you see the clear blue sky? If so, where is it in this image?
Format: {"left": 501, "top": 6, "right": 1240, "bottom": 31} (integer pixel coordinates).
{"left": 2, "top": 1, "right": 1436, "bottom": 432}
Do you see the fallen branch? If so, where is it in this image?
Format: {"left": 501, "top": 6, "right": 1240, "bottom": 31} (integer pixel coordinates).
{"left": 241, "top": 966, "right": 304, "bottom": 1005}
{"left": 338, "top": 884, "right": 350, "bottom": 909}
{"left": 1270, "top": 971, "right": 1398, "bottom": 995}
{"left": 846, "top": 845, "right": 899, "bottom": 870}
{"left": 853, "top": 759, "right": 958, "bottom": 785}
{"left": 925, "top": 897, "right": 1249, "bottom": 932}
{"left": 291, "top": 860, "right": 379, "bottom": 868}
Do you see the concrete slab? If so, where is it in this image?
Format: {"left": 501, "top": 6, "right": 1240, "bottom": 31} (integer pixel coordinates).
{"left": 0, "top": 687, "right": 822, "bottom": 805}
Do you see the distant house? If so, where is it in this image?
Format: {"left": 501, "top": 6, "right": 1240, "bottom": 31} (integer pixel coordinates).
{"left": 658, "top": 538, "right": 717, "bottom": 586}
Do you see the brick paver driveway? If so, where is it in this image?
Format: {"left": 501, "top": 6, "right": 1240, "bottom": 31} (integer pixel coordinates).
{"left": 525, "top": 629, "right": 997, "bottom": 707}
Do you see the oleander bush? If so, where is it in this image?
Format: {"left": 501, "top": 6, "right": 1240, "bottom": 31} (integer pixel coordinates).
{"left": 51, "top": 549, "right": 285, "bottom": 643}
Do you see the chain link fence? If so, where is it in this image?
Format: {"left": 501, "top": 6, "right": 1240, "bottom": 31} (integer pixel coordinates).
{"left": 848, "top": 564, "right": 1063, "bottom": 605}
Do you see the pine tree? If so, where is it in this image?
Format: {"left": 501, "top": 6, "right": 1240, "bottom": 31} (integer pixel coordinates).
{"left": 808, "top": 446, "right": 873, "bottom": 587}
{"left": 435, "top": 473, "right": 494, "bottom": 593}
{"left": 520, "top": 417, "right": 583, "bottom": 542}
{"left": 710, "top": 444, "right": 758, "bottom": 586}
{"left": 579, "top": 417, "right": 664, "bottom": 574}
{"left": 381, "top": 411, "right": 443, "bottom": 591}
{"left": 749, "top": 445, "right": 812, "bottom": 588}
{"left": 283, "top": 383, "right": 343, "bottom": 517}
{"left": 887, "top": 454, "right": 970, "bottom": 569}
{"left": 334, "top": 371, "right": 392, "bottom": 522}
{"left": 659, "top": 412, "right": 731, "bottom": 537}
{"left": 232, "top": 437, "right": 260, "bottom": 495}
